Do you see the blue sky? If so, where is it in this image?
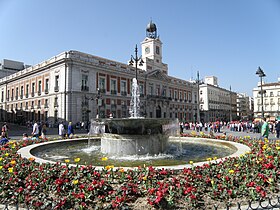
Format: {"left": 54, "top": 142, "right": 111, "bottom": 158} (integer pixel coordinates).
{"left": 1, "top": 0, "right": 280, "bottom": 96}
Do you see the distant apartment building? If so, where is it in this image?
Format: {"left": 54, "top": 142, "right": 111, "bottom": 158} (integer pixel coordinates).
{"left": 253, "top": 79, "right": 280, "bottom": 118}
{"left": 0, "top": 59, "right": 30, "bottom": 78}
{"left": 198, "top": 76, "right": 237, "bottom": 122}
{"left": 236, "top": 93, "right": 253, "bottom": 120}
{"left": 0, "top": 21, "right": 198, "bottom": 124}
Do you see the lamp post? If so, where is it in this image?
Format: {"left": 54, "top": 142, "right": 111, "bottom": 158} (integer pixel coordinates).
{"left": 229, "top": 85, "right": 232, "bottom": 122}
{"left": 256, "top": 66, "right": 266, "bottom": 119}
{"left": 196, "top": 71, "right": 202, "bottom": 123}
{"left": 96, "top": 88, "right": 102, "bottom": 118}
{"left": 129, "top": 45, "right": 144, "bottom": 81}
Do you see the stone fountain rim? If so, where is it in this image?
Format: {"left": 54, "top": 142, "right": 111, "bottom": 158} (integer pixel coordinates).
{"left": 17, "top": 137, "right": 251, "bottom": 171}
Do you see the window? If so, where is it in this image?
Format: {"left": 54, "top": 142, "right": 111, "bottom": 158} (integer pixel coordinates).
{"left": 174, "top": 91, "right": 178, "bottom": 99}
{"left": 20, "top": 86, "right": 24, "bottom": 98}
{"left": 156, "top": 85, "right": 160, "bottom": 96}
{"left": 110, "top": 79, "right": 117, "bottom": 95}
{"left": 45, "top": 79, "right": 49, "bottom": 93}
{"left": 81, "top": 75, "right": 89, "bottom": 91}
{"left": 38, "top": 100, "right": 41, "bottom": 108}
{"left": 121, "top": 80, "right": 127, "bottom": 96}
{"left": 1, "top": 91, "right": 3, "bottom": 102}
{"left": 38, "top": 81, "right": 42, "bottom": 95}
{"left": 179, "top": 91, "right": 182, "bottom": 100}
{"left": 99, "top": 77, "right": 106, "bottom": 92}
{"left": 32, "top": 83, "right": 35, "bottom": 96}
{"left": 11, "top": 89, "right": 14, "bottom": 100}
{"left": 139, "top": 84, "right": 144, "bottom": 95}
{"left": 26, "top": 84, "right": 29, "bottom": 97}
{"left": 16, "top": 87, "right": 18, "bottom": 99}
{"left": 270, "top": 92, "right": 274, "bottom": 97}
{"left": 45, "top": 99, "right": 48, "bottom": 108}
{"left": 156, "top": 46, "right": 160, "bottom": 55}
{"left": 55, "top": 75, "right": 59, "bottom": 91}
{"left": 25, "top": 102, "right": 28, "bottom": 110}
{"left": 149, "top": 86, "right": 153, "bottom": 95}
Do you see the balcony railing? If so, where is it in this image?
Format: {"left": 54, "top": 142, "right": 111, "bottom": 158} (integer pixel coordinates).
{"left": 111, "top": 90, "right": 117, "bottom": 95}
{"left": 121, "top": 91, "right": 127, "bottom": 96}
{"left": 81, "top": 86, "right": 89, "bottom": 91}
{"left": 45, "top": 89, "right": 49, "bottom": 94}
{"left": 31, "top": 92, "right": 35, "bottom": 97}
{"left": 54, "top": 102, "right": 59, "bottom": 107}
{"left": 38, "top": 90, "right": 41, "bottom": 96}
{"left": 25, "top": 93, "right": 29, "bottom": 98}
{"left": 99, "top": 88, "right": 106, "bottom": 94}
{"left": 44, "top": 104, "right": 49, "bottom": 108}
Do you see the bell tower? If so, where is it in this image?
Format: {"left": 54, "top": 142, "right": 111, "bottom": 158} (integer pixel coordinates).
{"left": 141, "top": 21, "right": 168, "bottom": 74}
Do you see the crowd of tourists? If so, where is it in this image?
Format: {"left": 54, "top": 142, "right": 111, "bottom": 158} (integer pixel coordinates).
{"left": 180, "top": 119, "right": 280, "bottom": 139}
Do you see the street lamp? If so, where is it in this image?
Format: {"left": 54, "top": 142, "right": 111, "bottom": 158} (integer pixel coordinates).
{"left": 96, "top": 88, "right": 102, "bottom": 118}
{"left": 256, "top": 66, "right": 266, "bottom": 119}
{"left": 196, "top": 71, "right": 203, "bottom": 123}
{"left": 129, "top": 45, "right": 144, "bottom": 81}
{"left": 229, "top": 85, "right": 232, "bottom": 122}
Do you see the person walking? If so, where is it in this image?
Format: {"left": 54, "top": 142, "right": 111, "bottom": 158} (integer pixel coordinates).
{"left": 261, "top": 118, "right": 270, "bottom": 140}
{"left": 32, "top": 121, "right": 40, "bottom": 139}
{"left": 275, "top": 120, "right": 280, "bottom": 139}
{"left": 41, "top": 123, "right": 47, "bottom": 140}
{"left": 58, "top": 122, "right": 65, "bottom": 139}
{"left": 67, "top": 122, "right": 74, "bottom": 138}
{"left": 1, "top": 122, "right": 9, "bottom": 138}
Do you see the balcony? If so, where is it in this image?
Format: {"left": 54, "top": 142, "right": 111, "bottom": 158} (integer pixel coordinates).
{"left": 99, "top": 88, "right": 106, "bottom": 94}
{"left": 25, "top": 93, "right": 29, "bottom": 98}
{"left": 44, "top": 104, "right": 49, "bottom": 108}
{"left": 20, "top": 95, "right": 23, "bottom": 99}
{"left": 54, "top": 86, "right": 59, "bottom": 92}
{"left": 111, "top": 90, "right": 117, "bottom": 95}
{"left": 45, "top": 89, "right": 49, "bottom": 94}
{"left": 54, "top": 102, "right": 59, "bottom": 107}
{"left": 37, "top": 104, "right": 41, "bottom": 109}
{"left": 81, "top": 86, "right": 89, "bottom": 91}
{"left": 111, "top": 104, "right": 117, "bottom": 109}
{"left": 38, "top": 90, "right": 41, "bottom": 96}
{"left": 31, "top": 92, "right": 35, "bottom": 97}
{"left": 121, "top": 91, "right": 127, "bottom": 96}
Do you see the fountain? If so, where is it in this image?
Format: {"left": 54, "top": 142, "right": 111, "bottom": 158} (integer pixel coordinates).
{"left": 93, "top": 78, "right": 179, "bottom": 156}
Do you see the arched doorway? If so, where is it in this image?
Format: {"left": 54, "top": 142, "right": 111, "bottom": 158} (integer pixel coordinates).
{"left": 156, "top": 105, "right": 161, "bottom": 118}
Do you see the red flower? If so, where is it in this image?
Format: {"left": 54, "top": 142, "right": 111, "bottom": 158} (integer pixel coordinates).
{"left": 256, "top": 186, "right": 262, "bottom": 193}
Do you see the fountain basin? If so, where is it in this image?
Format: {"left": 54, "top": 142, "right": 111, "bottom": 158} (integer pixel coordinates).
{"left": 17, "top": 137, "right": 251, "bottom": 170}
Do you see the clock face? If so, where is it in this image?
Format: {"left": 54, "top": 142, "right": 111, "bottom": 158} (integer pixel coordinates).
{"left": 145, "top": 47, "right": 150, "bottom": 54}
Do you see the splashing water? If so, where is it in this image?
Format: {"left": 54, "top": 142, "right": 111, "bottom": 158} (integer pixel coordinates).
{"left": 129, "top": 78, "right": 141, "bottom": 118}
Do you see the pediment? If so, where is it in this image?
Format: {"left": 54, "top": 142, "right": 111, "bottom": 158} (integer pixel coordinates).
{"left": 147, "top": 69, "right": 170, "bottom": 82}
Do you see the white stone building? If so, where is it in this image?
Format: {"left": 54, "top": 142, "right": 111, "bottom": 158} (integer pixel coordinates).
{"left": 0, "top": 21, "right": 198, "bottom": 125}
{"left": 198, "top": 76, "right": 237, "bottom": 122}
{"left": 236, "top": 93, "right": 254, "bottom": 120}
{"left": 253, "top": 79, "right": 280, "bottom": 118}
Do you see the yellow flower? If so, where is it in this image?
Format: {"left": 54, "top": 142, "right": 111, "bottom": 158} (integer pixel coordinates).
{"left": 119, "top": 168, "right": 124, "bottom": 173}
{"left": 105, "top": 165, "right": 114, "bottom": 170}
{"left": 234, "top": 164, "right": 239, "bottom": 167}
{"left": 101, "top": 157, "right": 108, "bottom": 161}
{"left": 72, "top": 180, "right": 79, "bottom": 185}
{"left": 207, "top": 157, "right": 212, "bottom": 161}
{"left": 5, "top": 153, "right": 9, "bottom": 157}
{"left": 0, "top": 166, "right": 3, "bottom": 170}
{"left": 64, "top": 159, "right": 70, "bottom": 163}
{"left": 8, "top": 167, "right": 13, "bottom": 173}
{"left": 29, "top": 157, "right": 35, "bottom": 161}
{"left": 229, "top": 169, "right": 234, "bottom": 174}
{"left": 268, "top": 178, "right": 274, "bottom": 183}
{"left": 10, "top": 160, "right": 16, "bottom": 165}
{"left": 189, "top": 161, "right": 194, "bottom": 165}
{"left": 211, "top": 180, "right": 214, "bottom": 185}
{"left": 0, "top": 157, "right": 3, "bottom": 161}
{"left": 142, "top": 176, "right": 147, "bottom": 181}
{"left": 213, "top": 157, "right": 218, "bottom": 160}
{"left": 74, "top": 158, "right": 80, "bottom": 163}
{"left": 276, "top": 146, "right": 280, "bottom": 150}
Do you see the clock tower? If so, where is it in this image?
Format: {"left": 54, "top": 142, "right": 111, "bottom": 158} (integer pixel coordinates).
{"left": 141, "top": 21, "right": 168, "bottom": 74}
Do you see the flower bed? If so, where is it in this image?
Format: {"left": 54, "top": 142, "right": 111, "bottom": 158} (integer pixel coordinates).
{"left": 0, "top": 134, "right": 280, "bottom": 209}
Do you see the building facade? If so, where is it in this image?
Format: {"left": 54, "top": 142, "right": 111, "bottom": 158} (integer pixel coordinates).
{"left": 198, "top": 76, "right": 237, "bottom": 122}
{"left": 0, "top": 22, "right": 198, "bottom": 125}
{"left": 236, "top": 93, "right": 254, "bottom": 120}
{"left": 253, "top": 80, "right": 280, "bottom": 118}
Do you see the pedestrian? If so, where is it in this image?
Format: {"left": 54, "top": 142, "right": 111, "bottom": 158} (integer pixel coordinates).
{"left": 275, "top": 120, "right": 280, "bottom": 139}
{"left": 41, "top": 123, "right": 47, "bottom": 140}
{"left": 261, "top": 118, "right": 270, "bottom": 140}
{"left": 67, "top": 122, "right": 74, "bottom": 138}
{"left": 0, "top": 132, "right": 9, "bottom": 145}
{"left": 32, "top": 121, "right": 40, "bottom": 139}
{"left": 58, "top": 122, "right": 65, "bottom": 139}
{"left": 22, "top": 133, "right": 30, "bottom": 141}
{"left": 1, "top": 122, "right": 9, "bottom": 138}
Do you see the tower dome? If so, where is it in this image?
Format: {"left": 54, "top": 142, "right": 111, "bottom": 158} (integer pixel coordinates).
{"left": 146, "top": 21, "right": 157, "bottom": 39}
